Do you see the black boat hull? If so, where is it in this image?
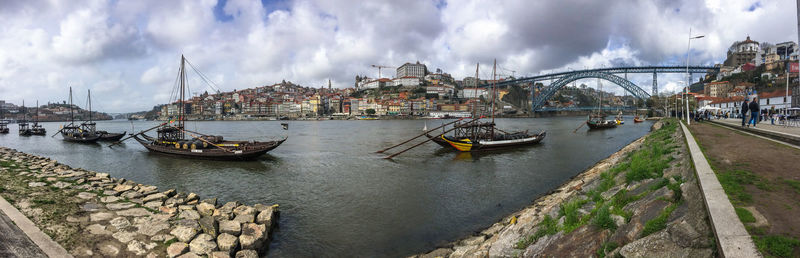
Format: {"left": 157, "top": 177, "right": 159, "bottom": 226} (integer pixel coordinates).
{"left": 132, "top": 134, "right": 285, "bottom": 161}
{"left": 98, "top": 131, "right": 126, "bottom": 141}
{"left": 426, "top": 131, "right": 546, "bottom": 152}
{"left": 586, "top": 121, "right": 617, "bottom": 130}
{"left": 61, "top": 132, "right": 101, "bottom": 143}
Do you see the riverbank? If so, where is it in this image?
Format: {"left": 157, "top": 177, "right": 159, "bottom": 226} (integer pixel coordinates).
{"left": 0, "top": 147, "right": 278, "bottom": 257}
{"left": 416, "top": 119, "right": 715, "bottom": 257}
{"left": 689, "top": 122, "right": 800, "bottom": 257}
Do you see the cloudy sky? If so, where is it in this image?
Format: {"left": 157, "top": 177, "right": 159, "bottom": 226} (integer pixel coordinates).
{"left": 0, "top": 0, "right": 796, "bottom": 112}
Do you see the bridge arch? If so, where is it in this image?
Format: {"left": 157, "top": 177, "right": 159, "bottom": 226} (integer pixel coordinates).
{"left": 531, "top": 71, "right": 651, "bottom": 111}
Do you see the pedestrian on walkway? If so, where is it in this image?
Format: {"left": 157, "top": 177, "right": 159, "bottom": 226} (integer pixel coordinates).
{"left": 749, "top": 97, "right": 759, "bottom": 127}
{"left": 741, "top": 99, "right": 749, "bottom": 127}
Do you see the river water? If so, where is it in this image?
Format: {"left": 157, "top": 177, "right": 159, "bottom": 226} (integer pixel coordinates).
{"left": 0, "top": 117, "right": 652, "bottom": 257}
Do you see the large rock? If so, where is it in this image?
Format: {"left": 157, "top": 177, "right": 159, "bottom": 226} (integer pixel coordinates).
{"left": 239, "top": 223, "right": 266, "bottom": 250}
{"left": 111, "top": 231, "right": 138, "bottom": 243}
{"left": 233, "top": 214, "right": 254, "bottom": 224}
{"left": 86, "top": 224, "right": 111, "bottom": 235}
{"left": 101, "top": 196, "right": 121, "bottom": 203}
{"left": 109, "top": 217, "right": 132, "bottom": 230}
{"left": 219, "top": 220, "right": 241, "bottom": 236}
{"left": 113, "top": 184, "right": 133, "bottom": 192}
{"left": 136, "top": 218, "right": 170, "bottom": 236}
{"left": 255, "top": 207, "right": 274, "bottom": 225}
{"left": 167, "top": 242, "right": 189, "bottom": 258}
{"left": 217, "top": 233, "right": 239, "bottom": 254}
{"left": 197, "top": 202, "right": 215, "bottom": 217}
{"left": 107, "top": 202, "right": 136, "bottom": 210}
{"left": 179, "top": 210, "right": 201, "bottom": 220}
{"left": 189, "top": 233, "right": 218, "bottom": 255}
{"left": 199, "top": 216, "right": 219, "bottom": 237}
{"left": 538, "top": 225, "right": 609, "bottom": 257}
{"left": 90, "top": 212, "right": 115, "bottom": 221}
{"left": 127, "top": 240, "right": 148, "bottom": 255}
{"left": 142, "top": 193, "right": 167, "bottom": 203}
{"left": 117, "top": 208, "right": 153, "bottom": 217}
{"left": 77, "top": 192, "right": 97, "bottom": 200}
{"left": 210, "top": 251, "right": 232, "bottom": 258}
{"left": 234, "top": 249, "right": 259, "bottom": 258}
{"left": 232, "top": 205, "right": 256, "bottom": 216}
{"left": 171, "top": 225, "right": 198, "bottom": 243}
{"left": 619, "top": 231, "right": 712, "bottom": 258}
{"left": 98, "top": 241, "right": 122, "bottom": 256}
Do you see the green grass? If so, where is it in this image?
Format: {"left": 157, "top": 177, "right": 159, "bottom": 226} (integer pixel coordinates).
{"left": 667, "top": 177, "right": 684, "bottom": 202}
{"left": 641, "top": 202, "right": 678, "bottom": 237}
{"left": 734, "top": 207, "right": 756, "bottom": 223}
{"left": 591, "top": 204, "right": 616, "bottom": 231}
{"left": 717, "top": 169, "right": 756, "bottom": 204}
{"left": 560, "top": 198, "right": 589, "bottom": 232}
{"left": 784, "top": 179, "right": 800, "bottom": 195}
{"left": 754, "top": 235, "right": 800, "bottom": 258}
{"left": 0, "top": 161, "right": 14, "bottom": 167}
{"left": 32, "top": 199, "right": 56, "bottom": 205}
{"left": 623, "top": 120, "right": 677, "bottom": 184}
{"left": 596, "top": 241, "right": 619, "bottom": 258}
{"left": 514, "top": 215, "right": 558, "bottom": 249}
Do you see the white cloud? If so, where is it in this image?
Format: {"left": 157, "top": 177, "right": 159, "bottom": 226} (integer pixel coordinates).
{"left": 0, "top": 0, "right": 796, "bottom": 112}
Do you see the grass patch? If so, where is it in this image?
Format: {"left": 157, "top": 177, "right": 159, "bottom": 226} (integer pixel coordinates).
{"left": 754, "top": 235, "right": 800, "bottom": 258}
{"left": 560, "top": 198, "right": 589, "bottom": 232}
{"left": 734, "top": 207, "right": 756, "bottom": 223}
{"left": 641, "top": 202, "right": 678, "bottom": 237}
{"left": 784, "top": 179, "right": 800, "bottom": 195}
{"left": 667, "top": 177, "right": 684, "bottom": 202}
{"left": 0, "top": 161, "right": 15, "bottom": 167}
{"left": 596, "top": 241, "right": 619, "bottom": 258}
{"left": 717, "top": 169, "right": 756, "bottom": 204}
{"left": 591, "top": 203, "right": 617, "bottom": 231}
{"left": 514, "top": 215, "right": 558, "bottom": 249}
{"left": 623, "top": 120, "right": 677, "bottom": 183}
{"left": 32, "top": 199, "right": 56, "bottom": 205}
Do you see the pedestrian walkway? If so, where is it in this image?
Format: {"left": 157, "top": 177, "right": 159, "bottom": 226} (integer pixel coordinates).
{"left": 0, "top": 202, "right": 48, "bottom": 258}
{"left": 680, "top": 122, "right": 761, "bottom": 258}
{"left": 711, "top": 118, "right": 800, "bottom": 145}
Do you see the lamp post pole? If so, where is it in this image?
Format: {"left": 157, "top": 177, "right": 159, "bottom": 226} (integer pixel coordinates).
{"left": 686, "top": 28, "right": 705, "bottom": 125}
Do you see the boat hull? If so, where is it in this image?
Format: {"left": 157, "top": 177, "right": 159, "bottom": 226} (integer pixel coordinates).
{"left": 61, "top": 132, "right": 101, "bottom": 143}
{"left": 132, "top": 134, "right": 285, "bottom": 161}
{"left": 427, "top": 131, "right": 546, "bottom": 152}
{"left": 98, "top": 131, "right": 126, "bottom": 141}
{"left": 587, "top": 121, "right": 617, "bottom": 130}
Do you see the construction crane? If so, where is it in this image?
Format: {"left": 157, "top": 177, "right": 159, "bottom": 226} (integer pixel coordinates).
{"left": 371, "top": 64, "right": 393, "bottom": 79}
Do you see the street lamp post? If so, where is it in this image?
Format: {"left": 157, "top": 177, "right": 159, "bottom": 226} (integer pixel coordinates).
{"left": 685, "top": 28, "right": 704, "bottom": 125}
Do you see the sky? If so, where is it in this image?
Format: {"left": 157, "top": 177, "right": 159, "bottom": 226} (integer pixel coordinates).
{"left": 0, "top": 0, "right": 797, "bottom": 113}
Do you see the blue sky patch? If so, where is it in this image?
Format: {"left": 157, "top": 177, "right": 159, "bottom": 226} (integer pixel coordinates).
{"left": 747, "top": 1, "right": 762, "bottom": 12}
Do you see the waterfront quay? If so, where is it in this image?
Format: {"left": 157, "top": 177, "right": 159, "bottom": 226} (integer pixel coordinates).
{"left": 417, "top": 119, "right": 719, "bottom": 257}
{"left": 0, "top": 147, "right": 278, "bottom": 257}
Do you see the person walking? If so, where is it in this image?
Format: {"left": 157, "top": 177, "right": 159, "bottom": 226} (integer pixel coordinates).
{"left": 748, "top": 97, "right": 759, "bottom": 127}
{"left": 741, "top": 99, "right": 749, "bottom": 127}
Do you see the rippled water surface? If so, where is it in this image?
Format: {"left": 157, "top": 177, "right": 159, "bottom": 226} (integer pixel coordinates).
{"left": 0, "top": 117, "right": 652, "bottom": 257}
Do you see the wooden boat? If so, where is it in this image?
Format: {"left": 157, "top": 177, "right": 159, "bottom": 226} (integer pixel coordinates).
{"left": 633, "top": 109, "right": 646, "bottom": 123}
{"left": 81, "top": 90, "right": 125, "bottom": 141}
{"left": 30, "top": 100, "right": 46, "bottom": 136}
{"left": 379, "top": 60, "right": 544, "bottom": 158}
{"left": 57, "top": 87, "right": 101, "bottom": 143}
{"left": 585, "top": 78, "right": 617, "bottom": 130}
{"left": 587, "top": 114, "right": 618, "bottom": 130}
{"left": 115, "top": 55, "right": 286, "bottom": 161}
{"left": 0, "top": 121, "right": 8, "bottom": 134}
{"left": 614, "top": 111, "right": 624, "bottom": 125}
{"left": 18, "top": 101, "right": 32, "bottom": 136}
{"left": 425, "top": 120, "right": 545, "bottom": 152}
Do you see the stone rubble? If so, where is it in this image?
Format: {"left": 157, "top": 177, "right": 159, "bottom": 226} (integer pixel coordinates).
{"left": 0, "top": 147, "right": 280, "bottom": 257}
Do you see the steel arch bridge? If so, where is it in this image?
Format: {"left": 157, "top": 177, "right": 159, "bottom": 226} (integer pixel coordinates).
{"left": 532, "top": 71, "right": 650, "bottom": 111}
{"left": 476, "top": 66, "right": 719, "bottom": 111}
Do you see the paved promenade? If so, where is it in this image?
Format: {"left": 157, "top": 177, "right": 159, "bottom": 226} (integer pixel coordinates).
{"left": 714, "top": 118, "right": 800, "bottom": 136}
{"left": 0, "top": 209, "right": 48, "bottom": 257}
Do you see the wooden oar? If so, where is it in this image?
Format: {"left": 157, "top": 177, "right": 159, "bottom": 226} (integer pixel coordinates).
{"left": 572, "top": 122, "right": 586, "bottom": 133}
{"left": 383, "top": 125, "right": 466, "bottom": 159}
{"left": 50, "top": 127, "right": 64, "bottom": 137}
{"left": 108, "top": 122, "right": 168, "bottom": 147}
{"left": 376, "top": 117, "right": 476, "bottom": 153}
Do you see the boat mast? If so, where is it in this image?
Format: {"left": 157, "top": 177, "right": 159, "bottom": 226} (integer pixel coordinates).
{"left": 69, "top": 87, "right": 74, "bottom": 125}
{"left": 179, "top": 55, "right": 186, "bottom": 139}
{"left": 475, "top": 62, "right": 479, "bottom": 118}
{"left": 88, "top": 89, "right": 92, "bottom": 123}
{"left": 35, "top": 100, "right": 39, "bottom": 124}
{"left": 491, "top": 59, "right": 497, "bottom": 124}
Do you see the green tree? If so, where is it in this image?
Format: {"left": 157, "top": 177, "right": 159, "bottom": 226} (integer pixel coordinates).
{"left": 365, "top": 108, "right": 376, "bottom": 115}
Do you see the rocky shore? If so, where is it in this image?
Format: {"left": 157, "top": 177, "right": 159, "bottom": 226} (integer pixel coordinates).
{"left": 0, "top": 147, "right": 278, "bottom": 257}
{"left": 416, "top": 119, "right": 715, "bottom": 257}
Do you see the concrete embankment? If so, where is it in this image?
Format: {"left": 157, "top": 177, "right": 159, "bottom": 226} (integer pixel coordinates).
{"left": 416, "top": 119, "right": 715, "bottom": 257}
{"left": 0, "top": 147, "right": 278, "bottom": 257}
